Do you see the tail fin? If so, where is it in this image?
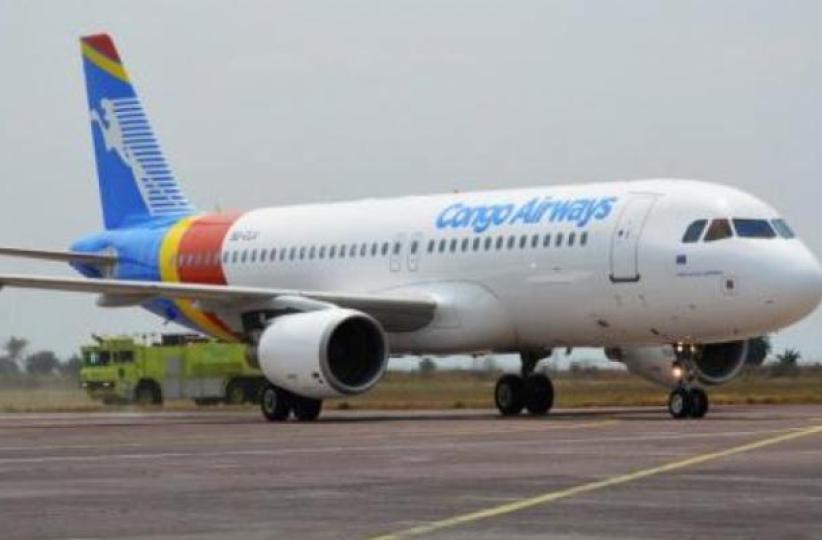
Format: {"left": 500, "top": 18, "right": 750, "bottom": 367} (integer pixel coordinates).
{"left": 81, "top": 34, "right": 195, "bottom": 229}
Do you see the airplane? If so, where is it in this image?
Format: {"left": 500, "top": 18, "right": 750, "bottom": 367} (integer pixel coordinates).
{"left": 1, "top": 33, "right": 820, "bottom": 421}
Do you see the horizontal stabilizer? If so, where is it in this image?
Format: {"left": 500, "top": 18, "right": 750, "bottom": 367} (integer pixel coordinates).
{"left": 0, "top": 247, "right": 116, "bottom": 266}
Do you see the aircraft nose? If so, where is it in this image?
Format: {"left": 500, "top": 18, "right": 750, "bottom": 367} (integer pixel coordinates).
{"left": 784, "top": 244, "right": 822, "bottom": 315}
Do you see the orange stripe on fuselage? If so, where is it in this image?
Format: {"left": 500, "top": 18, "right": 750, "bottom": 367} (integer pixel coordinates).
{"left": 177, "top": 211, "right": 243, "bottom": 284}
{"left": 159, "top": 213, "right": 243, "bottom": 341}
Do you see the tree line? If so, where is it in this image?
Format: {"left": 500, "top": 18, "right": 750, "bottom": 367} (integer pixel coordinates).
{"left": 0, "top": 337, "right": 81, "bottom": 378}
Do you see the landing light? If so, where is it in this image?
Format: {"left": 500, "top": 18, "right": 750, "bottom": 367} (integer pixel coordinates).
{"left": 672, "top": 363, "right": 684, "bottom": 380}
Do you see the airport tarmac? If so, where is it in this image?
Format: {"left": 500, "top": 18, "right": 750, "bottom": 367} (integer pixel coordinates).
{"left": 0, "top": 405, "right": 820, "bottom": 539}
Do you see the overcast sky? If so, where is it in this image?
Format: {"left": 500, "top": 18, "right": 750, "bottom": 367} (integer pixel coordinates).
{"left": 0, "top": 1, "right": 820, "bottom": 364}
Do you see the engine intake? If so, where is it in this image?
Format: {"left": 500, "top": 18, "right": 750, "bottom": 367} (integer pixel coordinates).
{"left": 257, "top": 308, "right": 388, "bottom": 399}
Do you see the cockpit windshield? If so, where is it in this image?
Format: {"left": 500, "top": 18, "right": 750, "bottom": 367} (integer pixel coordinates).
{"left": 703, "top": 219, "right": 733, "bottom": 242}
{"left": 682, "top": 220, "right": 707, "bottom": 243}
{"left": 683, "top": 217, "right": 796, "bottom": 243}
{"left": 771, "top": 219, "right": 796, "bottom": 239}
{"left": 732, "top": 219, "right": 776, "bottom": 239}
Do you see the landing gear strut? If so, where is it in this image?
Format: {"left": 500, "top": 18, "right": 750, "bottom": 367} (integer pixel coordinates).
{"left": 668, "top": 344, "right": 710, "bottom": 419}
{"left": 494, "top": 351, "right": 554, "bottom": 417}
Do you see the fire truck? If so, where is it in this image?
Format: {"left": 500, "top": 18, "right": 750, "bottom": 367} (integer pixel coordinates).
{"left": 79, "top": 334, "right": 266, "bottom": 405}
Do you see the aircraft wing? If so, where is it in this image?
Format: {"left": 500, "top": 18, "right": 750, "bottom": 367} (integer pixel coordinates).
{"left": 0, "top": 247, "right": 116, "bottom": 266}
{"left": 0, "top": 274, "right": 436, "bottom": 332}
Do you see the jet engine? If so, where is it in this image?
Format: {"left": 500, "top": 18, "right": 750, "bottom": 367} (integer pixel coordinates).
{"left": 608, "top": 340, "right": 749, "bottom": 388}
{"left": 257, "top": 308, "right": 389, "bottom": 399}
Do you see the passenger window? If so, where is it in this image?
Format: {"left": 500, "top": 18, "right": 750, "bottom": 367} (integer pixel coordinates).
{"left": 250, "top": 249, "right": 257, "bottom": 263}
{"left": 339, "top": 245, "right": 346, "bottom": 258}
{"left": 704, "top": 219, "right": 733, "bottom": 242}
{"left": 299, "top": 247, "right": 306, "bottom": 260}
{"left": 555, "top": 233, "right": 564, "bottom": 247}
{"left": 289, "top": 247, "right": 296, "bottom": 260}
{"left": 393, "top": 242, "right": 402, "bottom": 255}
{"left": 241, "top": 250, "right": 248, "bottom": 263}
{"left": 473, "top": 237, "right": 481, "bottom": 251}
{"left": 682, "top": 220, "right": 707, "bottom": 243}
{"left": 319, "top": 246, "right": 326, "bottom": 259}
{"left": 519, "top": 235, "right": 527, "bottom": 249}
{"left": 410, "top": 241, "right": 419, "bottom": 254}
{"left": 543, "top": 234, "right": 551, "bottom": 247}
{"left": 259, "top": 249, "right": 267, "bottom": 263}
{"left": 531, "top": 234, "right": 539, "bottom": 248}
{"left": 505, "top": 236, "right": 514, "bottom": 249}
{"left": 449, "top": 239, "right": 458, "bottom": 252}
{"left": 222, "top": 251, "right": 229, "bottom": 264}
{"left": 484, "top": 237, "right": 493, "bottom": 250}
{"left": 427, "top": 240, "right": 435, "bottom": 253}
{"left": 438, "top": 239, "right": 447, "bottom": 253}
{"left": 309, "top": 246, "right": 316, "bottom": 259}
{"left": 461, "top": 238, "right": 469, "bottom": 252}
{"left": 280, "top": 248, "right": 286, "bottom": 261}
{"left": 350, "top": 244, "right": 357, "bottom": 258}
{"left": 231, "top": 251, "right": 239, "bottom": 263}
{"left": 371, "top": 243, "right": 378, "bottom": 256}
{"left": 329, "top": 246, "right": 337, "bottom": 258}
{"left": 580, "top": 231, "right": 588, "bottom": 246}
{"left": 360, "top": 244, "right": 368, "bottom": 257}
{"left": 733, "top": 219, "right": 776, "bottom": 239}
{"left": 382, "top": 242, "right": 390, "bottom": 256}
{"left": 496, "top": 236, "right": 504, "bottom": 250}
{"left": 269, "top": 248, "right": 277, "bottom": 261}
{"left": 568, "top": 232, "right": 576, "bottom": 247}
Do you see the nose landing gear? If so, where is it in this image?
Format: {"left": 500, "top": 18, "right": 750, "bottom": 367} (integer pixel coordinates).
{"left": 494, "top": 351, "right": 555, "bottom": 417}
{"left": 668, "top": 344, "right": 710, "bottom": 419}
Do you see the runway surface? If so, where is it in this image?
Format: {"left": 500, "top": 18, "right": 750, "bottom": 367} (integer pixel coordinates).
{"left": 0, "top": 404, "right": 821, "bottom": 539}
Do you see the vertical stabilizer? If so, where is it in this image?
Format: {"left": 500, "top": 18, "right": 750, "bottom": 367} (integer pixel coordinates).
{"left": 81, "top": 34, "right": 195, "bottom": 229}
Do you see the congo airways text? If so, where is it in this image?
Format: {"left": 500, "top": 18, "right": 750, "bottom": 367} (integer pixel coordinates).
{"left": 436, "top": 196, "right": 619, "bottom": 233}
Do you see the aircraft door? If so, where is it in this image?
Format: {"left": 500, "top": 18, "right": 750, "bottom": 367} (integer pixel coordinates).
{"left": 407, "top": 232, "right": 423, "bottom": 272}
{"left": 609, "top": 194, "right": 658, "bottom": 283}
{"left": 390, "top": 232, "right": 406, "bottom": 272}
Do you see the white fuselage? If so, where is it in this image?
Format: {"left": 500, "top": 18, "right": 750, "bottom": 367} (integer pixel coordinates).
{"left": 210, "top": 179, "right": 822, "bottom": 355}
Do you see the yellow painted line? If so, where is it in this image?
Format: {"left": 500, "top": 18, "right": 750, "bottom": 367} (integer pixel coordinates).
{"left": 370, "top": 424, "right": 822, "bottom": 540}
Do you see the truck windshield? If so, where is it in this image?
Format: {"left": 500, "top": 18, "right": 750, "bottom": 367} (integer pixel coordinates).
{"left": 84, "top": 351, "right": 111, "bottom": 366}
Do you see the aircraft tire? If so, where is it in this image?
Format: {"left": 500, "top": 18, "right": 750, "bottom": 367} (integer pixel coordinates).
{"left": 524, "top": 374, "right": 554, "bottom": 416}
{"left": 495, "top": 374, "right": 525, "bottom": 416}
{"left": 260, "top": 383, "right": 291, "bottom": 422}
{"left": 292, "top": 396, "right": 323, "bottom": 421}
{"left": 689, "top": 387, "right": 709, "bottom": 418}
{"left": 668, "top": 387, "right": 692, "bottom": 419}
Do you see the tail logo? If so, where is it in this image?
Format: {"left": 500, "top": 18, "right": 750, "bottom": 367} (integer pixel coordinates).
{"left": 90, "top": 98, "right": 147, "bottom": 184}
{"left": 89, "top": 96, "right": 194, "bottom": 217}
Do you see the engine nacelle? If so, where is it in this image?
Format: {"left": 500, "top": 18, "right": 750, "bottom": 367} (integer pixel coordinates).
{"left": 608, "top": 340, "right": 749, "bottom": 388}
{"left": 257, "top": 308, "right": 389, "bottom": 399}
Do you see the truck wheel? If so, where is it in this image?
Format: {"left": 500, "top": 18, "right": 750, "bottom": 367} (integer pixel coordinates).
{"left": 292, "top": 396, "right": 322, "bottom": 421}
{"left": 135, "top": 381, "right": 162, "bottom": 406}
{"left": 225, "top": 380, "right": 247, "bottom": 405}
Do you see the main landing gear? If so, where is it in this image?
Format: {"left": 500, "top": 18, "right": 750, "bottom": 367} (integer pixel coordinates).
{"left": 668, "top": 344, "right": 709, "bottom": 419}
{"left": 260, "top": 383, "right": 323, "bottom": 422}
{"left": 494, "top": 351, "right": 554, "bottom": 417}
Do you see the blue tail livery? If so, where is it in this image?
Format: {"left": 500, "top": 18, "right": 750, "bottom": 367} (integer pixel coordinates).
{"left": 81, "top": 34, "right": 195, "bottom": 229}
